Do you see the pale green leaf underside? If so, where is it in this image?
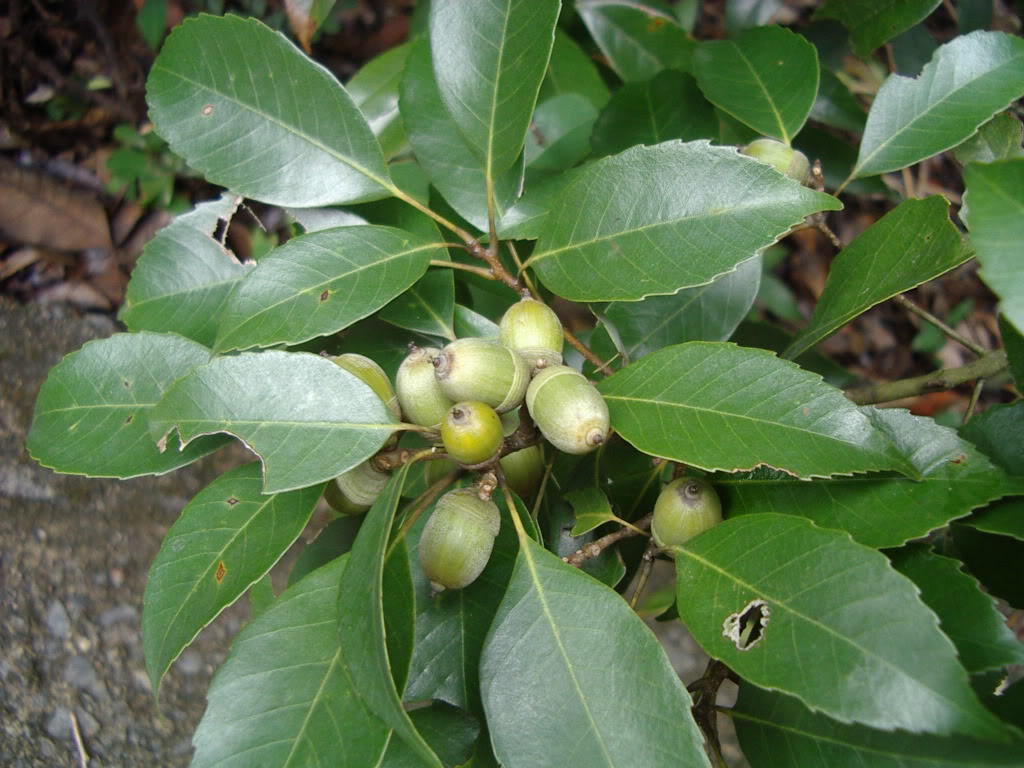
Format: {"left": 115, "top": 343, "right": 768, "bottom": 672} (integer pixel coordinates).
{"left": 527, "top": 141, "right": 840, "bottom": 302}
{"left": 120, "top": 194, "right": 246, "bottom": 348}
{"left": 147, "top": 14, "right": 392, "bottom": 207}
{"left": 481, "top": 537, "right": 710, "bottom": 768}
{"left": 215, "top": 225, "right": 441, "bottom": 353}
{"left": 26, "top": 332, "right": 227, "bottom": 479}
{"left": 191, "top": 555, "right": 393, "bottom": 768}
{"left": 142, "top": 463, "right": 321, "bottom": 693}
{"left": 675, "top": 514, "right": 1009, "bottom": 741}
{"left": 598, "top": 342, "right": 917, "bottom": 480}
{"left": 854, "top": 31, "right": 1024, "bottom": 178}
{"left": 784, "top": 196, "right": 972, "bottom": 359}
{"left": 149, "top": 351, "right": 397, "bottom": 493}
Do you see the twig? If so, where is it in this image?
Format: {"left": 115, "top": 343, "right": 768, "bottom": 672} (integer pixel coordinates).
{"left": 894, "top": 294, "right": 987, "bottom": 356}
{"left": 845, "top": 350, "right": 1008, "bottom": 405}
{"left": 564, "top": 513, "right": 652, "bottom": 566}
{"left": 471, "top": 240, "right": 522, "bottom": 291}
{"left": 815, "top": 217, "right": 842, "bottom": 249}
{"left": 689, "top": 659, "right": 732, "bottom": 768}
{"left": 628, "top": 540, "right": 658, "bottom": 610}
{"left": 69, "top": 711, "right": 89, "bottom": 768}
{"left": 429, "top": 259, "right": 497, "bottom": 280}
{"left": 942, "top": 0, "right": 959, "bottom": 23}
{"left": 901, "top": 167, "right": 916, "bottom": 198}
{"left": 964, "top": 379, "right": 985, "bottom": 424}
{"left": 507, "top": 241, "right": 541, "bottom": 297}
{"left": 563, "top": 327, "right": 614, "bottom": 376}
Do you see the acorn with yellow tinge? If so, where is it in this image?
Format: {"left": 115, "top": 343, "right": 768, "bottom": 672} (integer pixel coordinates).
{"left": 441, "top": 401, "right": 504, "bottom": 466}
{"left": 331, "top": 353, "right": 401, "bottom": 421}
{"left": 742, "top": 138, "right": 811, "bottom": 185}
{"left": 396, "top": 346, "right": 454, "bottom": 429}
{"left": 324, "top": 460, "right": 390, "bottom": 516}
{"left": 525, "top": 365, "right": 609, "bottom": 455}
{"left": 651, "top": 477, "right": 722, "bottom": 550}
{"left": 433, "top": 338, "right": 529, "bottom": 413}
{"left": 419, "top": 488, "right": 500, "bottom": 591}
{"left": 499, "top": 297, "right": 564, "bottom": 369}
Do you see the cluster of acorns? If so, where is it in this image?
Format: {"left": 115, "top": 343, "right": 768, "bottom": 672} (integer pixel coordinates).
{"left": 324, "top": 296, "right": 721, "bottom": 592}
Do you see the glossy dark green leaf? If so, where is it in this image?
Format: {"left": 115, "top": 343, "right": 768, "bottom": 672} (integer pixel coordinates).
{"left": 953, "top": 521, "right": 1024, "bottom": 608}
{"left": 784, "top": 196, "right": 972, "bottom": 359}
{"left": 955, "top": 112, "right": 1024, "bottom": 165}
{"left": 577, "top": 0, "right": 696, "bottom": 82}
{"left": 538, "top": 28, "right": 610, "bottom": 109}
{"left": 964, "top": 499, "right": 1024, "bottom": 542}
{"left": 526, "top": 140, "right": 840, "bottom": 302}
{"left": 718, "top": 407, "right": 1024, "bottom": 549}
{"left": 147, "top": 14, "right": 393, "bottom": 207}
{"left": 694, "top": 25, "right": 819, "bottom": 143}
{"left": 734, "top": 684, "right": 1024, "bottom": 768}
{"left": 892, "top": 545, "right": 1024, "bottom": 674}
{"left": 591, "top": 256, "right": 761, "bottom": 366}
{"left": 481, "top": 534, "right": 709, "bottom": 767}
{"left": 963, "top": 159, "right": 1024, "bottom": 334}
{"left": 891, "top": 23, "right": 940, "bottom": 76}
{"left": 348, "top": 42, "right": 411, "bottom": 160}
{"left": 214, "top": 225, "right": 441, "bottom": 352}
{"left": 590, "top": 71, "right": 716, "bottom": 158}
{"left": 675, "top": 514, "right": 1009, "bottom": 741}
{"left": 400, "top": 39, "right": 524, "bottom": 232}
{"left": 337, "top": 464, "right": 442, "bottom": 767}
{"left": 524, "top": 94, "right": 598, "bottom": 178}
{"left": 288, "top": 516, "right": 362, "bottom": 587}
{"left": 143, "top": 463, "right": 321, "bottom": 694}
{"left": 150, "top": 351, "right": 398, "bottom": 493}
{"left": 810, "top": 68, "right": 867, "bottom": 133}
{"left": 120, "top": 195, "right": 246, "bottom": 347}
{"left": 379, "top": 268, "right": 456, "bottom": 341}
{"left": 599, "top": 342, "right": 917, "bottom": 479}
{"left": 381, "top": 703, "right": 479, "bottom": 768}
{"left": 27, "top": 332, "right": 227, "bottom": 479}
{"left": 815, "top": 0, "right": 941, "bottom": 58}
{"left": 430, "top": 0, "right": 560, "bottom": 177}
{"left": 190, "top": 556, "right": 393, "bottom": 768}
{"left": 853, "top": 31, "right": 1024, "bottom": 178}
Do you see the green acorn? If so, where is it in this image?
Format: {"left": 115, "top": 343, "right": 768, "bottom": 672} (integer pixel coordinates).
{"left": 396, "top": 346, "right": 454, "bottom": 429}
{"left": 500, "top": 444, "right": 545, "bottom": 499}
{"left": 419, "top": 488, "right": 501, "bottom": 591}
{"left": 433, "top": 337, "right": 529, "bottom": 413}
{"left": 323, "top": 460, "right": 390, "bottom": 516}
{"left": 441, "top": 401, "right": 504, "bottom": 465}
{"left": 650, "top": 477, "right": 722, "bottom": 550}
{"left": 331, "top": 353, "right": 401, "bottom": 421}
{"left": 499, "top": 297, "right": 564, "bottom": 369}
{"left": 742, "top": 138, "right": 811, "bottom": 185}
{"left": 525, "top": 365, "right": 609, "bottom": 455}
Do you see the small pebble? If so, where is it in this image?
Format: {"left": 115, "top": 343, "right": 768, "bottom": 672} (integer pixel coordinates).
{"left": 45, "top": 599, "right": 71, "bottom": 639}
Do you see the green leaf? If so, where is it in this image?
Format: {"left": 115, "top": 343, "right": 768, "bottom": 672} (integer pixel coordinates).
{"left": 577, "top": 0, "right": 696, "bottom": 83}
{"left": 891, "top": 23, "right": 940, "bottom": 76}
{"left": 27, "top": 332, "right": 227, "bottom": 479}
{"left": 1000, "top": 315, "right": 1024, "bottom": 389}
{"left": 150, "top": 350, "right": 397, "bottom": 493}
{"left": 543, "top": 494, "right": 626, "bottom": 589}
{"left": 526, "top": 141, "right": 840, "bottom": 302}
{"left": 381, "top": 703, "right": 480, "bottom": 768}
{"left": 147, "top": 14, "right": 393, "bottom": 207}
{"left": 481, "top": 535, "right": 710, "bottom": 768}
{"left": 453, "top": 304, "right": 500, "bottom": 339}
{"left": 590, "top": 70, "right": 716, "bottom": 158}
{"left": 538, "top": 28, "right": 610, "bottom": 109}
{"left": 784, "top": 196, "right": 972, "bottom": 359}
{"left": 815, "top": 0, "right": 941, "bottom": 58}
{"left": 348, "top": 42, "right": 412, "bottom": 160}
{"left": 214, "top": 225, "right": 441, "bottom": 352}
{"left": 288, "top": 206, "right": 368, "bottom": 233}
{"left": 400, "top": 39, "right": 524, "bottom": 232}
{"left": 190, "top": 555, "right": 393, "bottom": 768}
{"left": 495, "top": 163, "right": 588, "bottom": 241}
{"left": 288, "top": 516, "right": 361, "bottom": 587}
{"left": 694, "top": 25, "right": 819, "bottom": 143}
{"left": 591, "top": 256, "right": 761, "bottom": 366}
{"left": 966, "top": 499, "right": 1024, "bottom": 542}
{"left": 524, "top": 94, "right": 599, "bottom": 179}
{"left": 734, "top": 684, "right": 1024, "bottom": 768}
{"left": 120, "top": 195, "right": 245, "bottom": 347}
{"left": 379, "top": 267, "right": 456, "bottom": 341}
{"left": 810, "top": 68, "right": 867, "bottom": 133}
{"left": 960, "top": 401, "right": 1024, "bottom": 475}
{"left": 675, "top": 513, "right": 1010, "bottom": 741}
{"left": 853, "top": 31, "right": 1024, "bottom": 178}
{"left": 337, "top": 464, "right": 442, "bottom": 767}
{"left": 565, "top": 487, "right": 620, "bottom": 536}
{"left": 892, "top": 545, "right": 1024, "bottom": 674}
{"left": 430, "top": 0, "right": 560, "bottom": 177}
{"left": 963, "top": 159, "right": 1024, "bottom": 334}
{"left": 142, "top": 463, "right": 321, "bottom": 693}
{"left": 136, "top": 0, "right": 167, "bottom": 51}
{"left": 953, "top": 521, "right": 1024, "bottom": 608}
{"left": 953, "top": 112, "right": 1024, "bottom": 165}
{"left": 598, "top": 342, "right": 917, "bottom": 479}
{"left": 717, "top": 407, "right": 1024, "bottom": 549}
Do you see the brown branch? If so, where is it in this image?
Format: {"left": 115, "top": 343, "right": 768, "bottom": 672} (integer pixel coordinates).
{"left": 564, "top": 513, "right": 652, "bottom": 567}
{"left": 470, "top": 240, "right": 521, "bottom": 291}
{"left": 845, "top": 350, "right": 1008, "bottom": 405}
{"left": 689, "top": 659, "right": 732, "bottom": 768}
{"left": 563, "top": 327, "right": 614, "bottom": 376}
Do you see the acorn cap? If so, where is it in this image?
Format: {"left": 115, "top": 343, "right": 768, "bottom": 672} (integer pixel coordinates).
{"left": 331, "top": 353, "right": 401, "bottom": 421}
{"left": 499, "top": 297, "right": 564, "bottom": 369}
{"left": 525, "top": 365, "right": 609, "bottom": 455}
{"left": 418, "top": 488, "right": 500, "bottom": 591}
{"left": 651, "top": 477, "right": 722, "bottom": 551}
{"left": 433, "top": 337, "right": 529, "bottom": 413}
{"left": 441, "top": 401, "right": 504, "bottom": 466}
{"left": 742, "top": 138, "right": 811, "bottom": 185}
{"left": 499, "top": 444, "right": 545, "bottom": 500}
{"left": 396, "top": 346, "right": 454, "bottom": 429}
{"left": 324, "top": 460, "right": 390, "bottom": 516}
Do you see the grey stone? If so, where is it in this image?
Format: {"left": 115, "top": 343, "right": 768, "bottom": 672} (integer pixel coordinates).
{"left": 175, "top": 650, "right": 202, "bottom": 676}
{"left": 63, "top": 655, "right": 106, "bottom": 699}
{"left": 98, "top": 603, "right": 138, "bottom": 628}
{"left": 45, "top": 599, "right": 71, "bottom": 639}
{"left": 76, "top": 708, "right": 99, "bottom": 738}
{"left": 45, "top": 707, "right": 72, "bottom": 740}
